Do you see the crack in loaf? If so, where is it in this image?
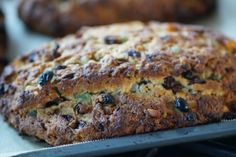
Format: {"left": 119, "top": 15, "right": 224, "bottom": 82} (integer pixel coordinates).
{"left": 1, "top": 21, "right": 236, "bottom": 145}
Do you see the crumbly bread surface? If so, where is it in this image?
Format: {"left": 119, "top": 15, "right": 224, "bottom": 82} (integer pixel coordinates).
{"left": 18, "top": 0, "right": 215, "bottom": 36}
{"left": 1, "top": 22, "right": 236, "bottom": 146}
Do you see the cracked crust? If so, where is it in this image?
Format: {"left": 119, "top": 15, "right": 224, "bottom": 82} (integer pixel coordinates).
{"left": 1, "top": 21, "right": 236, "bottom": 146}
{"left": 18, "top": 0, "right": 216, "bottom": 36}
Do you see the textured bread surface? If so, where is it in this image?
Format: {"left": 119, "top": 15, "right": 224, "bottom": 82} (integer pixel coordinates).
{"left": 18, "top": 0, "right": 215, "bottom": 36}
{"left": 1, "top": 21, "right": 236, "bottom": 146}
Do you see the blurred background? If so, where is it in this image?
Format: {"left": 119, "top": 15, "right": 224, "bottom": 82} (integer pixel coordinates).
{"left": 1, "top": 0, "right": 236, "bottom": 60}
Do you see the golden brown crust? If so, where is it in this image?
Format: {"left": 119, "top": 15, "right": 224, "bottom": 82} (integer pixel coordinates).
{"left": 1, "top": 21, "right": 236, "bottom": 146}
{"left": 18, "top": 0, "right": 216, "bottom": 36}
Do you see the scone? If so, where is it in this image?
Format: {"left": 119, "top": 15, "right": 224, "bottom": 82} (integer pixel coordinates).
{"left": 0, "top": 9, "right": 7, "bottom": 72}
{"left": 1, "top": 22, "right": 236, "bottom": 146}
{"left": 18, "top": 0, "right": 216, "bottom": 36}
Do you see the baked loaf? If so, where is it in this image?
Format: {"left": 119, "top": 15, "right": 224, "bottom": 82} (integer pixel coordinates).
{"left": 18, "top": 0, "right": 216, "bottom": 36}
{"left": 0, "top": 9, "right": 7, "bottom": 72}
{"left": 1, "top": 22, "right": 236, "bottom": 146}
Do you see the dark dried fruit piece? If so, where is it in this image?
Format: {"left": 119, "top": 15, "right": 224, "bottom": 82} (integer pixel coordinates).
{"left": 182, "top": 70, "right": 206, "bottom": 84}
{"left": 104, "top": 35, "right": 125, "bottom": 45}
{"left": 185, "top": 112, "right": 196, "bottom": 121}
{"left": 28, "top": 52, "right": 39, "bottom": 63}
{"left": 76, "top": 121, "right": 86, "bottom": 129}
{"left": 61, "top": 115, "right": 73, "bottom": 121}
{"left": 55, "top": 65, "right": 67, "bottom": 70}
{"left": 175, "top": 97, "right": 189, "bottom": 112}
{"left": 162, "top": 76, "right": 183, "bottom": 94}
{"left": 225, "top": 67, "right": 234, "bottom": 73}
{"left": 38, "top": 70, "right": 54, "bottom": 86}
{"left": 182, "top": 70, "right": 195, "bottom": 80}
{"left": 98, "top": 123, "right": 105, "bottom": 131}
{"left": 126, "top": 49, "right": 141, "bottom": 58}
{"left": 0, "top": 83, "right": 5, "bottom": 96}
{"left": 98, "top": 93, "right": 114, "bottom": 105}
{"left": 44, "top": 98, "right": 61, "bottom": 108}
{"left": 74, "top": 103, "right": 88, "bottom": 114}
{"left": 52, "top": 43, "right": 60, "bottom": 59}
{"left": 62, "top": 73, "right": 75, "bottom": 79}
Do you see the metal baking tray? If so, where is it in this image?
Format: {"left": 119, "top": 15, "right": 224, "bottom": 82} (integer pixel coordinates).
{"left": 8, "top": 120, "right": 236, "bottom": 157}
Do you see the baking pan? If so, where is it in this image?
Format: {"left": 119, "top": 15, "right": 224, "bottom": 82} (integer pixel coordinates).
{"left": 8, "top": 120, "right": 236, "bottom": 157}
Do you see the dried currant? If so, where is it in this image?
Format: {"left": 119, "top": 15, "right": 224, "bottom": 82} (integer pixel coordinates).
{"left": 62, "top": 73, "right": 75, "bottom": 80}
{"left": 38, "top": 70, "right": 54, "bottom": 86}
{"left": 44, "top": 98, "right": 61, "bottom": 108}
{"left": 76, "top": 121, "right": 86, "bottom": 129}
{"left": 162, "top": 76, "right": 182, "bottom": 94}
{"left": 175, "top": 97, "right": 189, "bottom": 112}
{"left": 61, "top": 115, "right": 73, "bottom": 121}
{"left": 185, "top": 113, "right": 196, "bottom": 121}
{"left": 99, "top": 93, "right": 114, "bottom": 105}
{"left": 52, "top": 43, "right": 60, "bottom": 59}
{"left": 0, "top": 83, "right": 5, "bottom": 96}
{"left": 104, "top": 35, "right": 124, "bottom": 45}
{"left": 126, "top": 49, "right": 141, "bottom": 58}
{"left": 98, "top": 123, "right": 105, "bottom": 131}
{"left": 182, "top": 70, "right": 206, "bottom": 84}
{"left": 74, "top": 103, "right": 87, "bottom": 114}
{"left": 28, "top": 53, "right": 38, "bottom": 63}
{"left": 182, "top": 70, "right": 195, "bottom": 80}
{"left": 55, "top": 65, "right": 67, "bottom": 70}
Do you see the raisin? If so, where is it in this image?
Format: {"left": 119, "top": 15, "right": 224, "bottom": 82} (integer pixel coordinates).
{"left": 44, "top": 98, "right": 61, "bottom": 108}
{"left": 104, "top": 36, "right": 124, "bottom": 45}
{"left": 182, "top": 70, "right": 195, "bottom": 80}
{"left": 55, "top": 65, "right": 67, "bottom": 70}
{"left": 126, "top": 49, "right": 141, "bottom": 58}
{"left": 138, "top": 79, "right": 150, "bottom": 85}
{"left": 38, "top": 70, "right": 54, "bottom": 86}
{"left": 28, "top": 53, "right": 39, "bottom": 63}
{"left": 76, "top": 121, "right": 86, "bottom": 129}
{"left": 19, "top": 91, "right": 31, "bottom": 104}
{"left": 52, "top": 43, "right": 60, "bottom": 59}
{"left": 74, "top": 103, "right": 87, "bottom": 114}
{"left": 61, "top": 115, "right": 73, "bottom": 121}
{"left": 186, "top": 113, "right": 196, "bottom": 121}
{"left": 99, "top": 93, "right": 114, "bottom": 105}
{"left": 62, "top": 73, "right": 75, "bottom": 79}
{"left": 182, "top": 70, "right": 206, "bottom": 84}
{"left": 98, "top": 123, "right": 105, "bottom": 131}
{"left": 225, "top": 67, "right": 234, "bottom": 73}
{"left": 162, "top": 76, "right": 182, "bottom": 94}
{"left": 145, "top": 54, "right": 154, "bottom": 61}
{"left": 0, "top": 83, "right": 5, "bottom": 96}
{"left": 175, "top": 97, "right": 189, "bottom": 112}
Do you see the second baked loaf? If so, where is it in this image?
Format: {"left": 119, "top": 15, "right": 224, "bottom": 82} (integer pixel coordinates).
{"left": 18, "top": 0, "right": 216, "bottom": 36}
